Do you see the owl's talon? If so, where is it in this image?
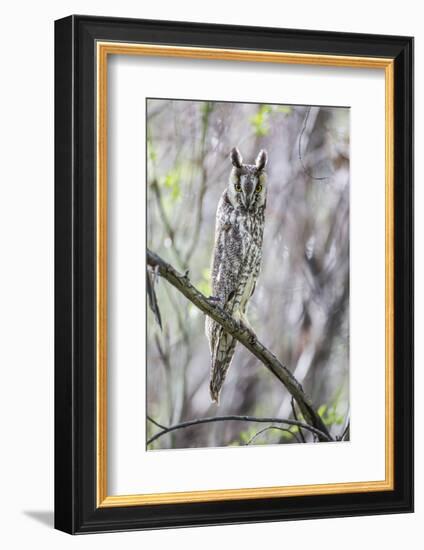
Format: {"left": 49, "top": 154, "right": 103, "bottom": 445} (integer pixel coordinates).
{"left": 208, "top": 296, "right": 221, "bottom": 307}
{"left": 244, "top": 327, "right": 257, "bottom": 344}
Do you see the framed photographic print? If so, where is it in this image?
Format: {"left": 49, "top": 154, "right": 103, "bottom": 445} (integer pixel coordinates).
{"left": 54, "top": 15, "right": 414, "bottom": 534}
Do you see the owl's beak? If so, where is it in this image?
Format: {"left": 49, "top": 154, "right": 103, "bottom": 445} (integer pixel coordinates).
{"left": 244, "top": 191, "right": 254, "bottom": 209}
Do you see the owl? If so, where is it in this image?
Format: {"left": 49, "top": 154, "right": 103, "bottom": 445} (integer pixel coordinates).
{"left": 206, "top": 147, "right": 268, "bottom": 403}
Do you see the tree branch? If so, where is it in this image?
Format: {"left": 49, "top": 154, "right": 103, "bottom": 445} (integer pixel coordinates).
{"left": 147, "top": 415, "right": 168, "bottom": 430}
{"left": 291, "top": 397, "right": 306, "bottom": 443}
{"left": 147, "top": 415, "right": 332, "bottom": 446}
{"left": 147, "top": 249, "right": 332, "bottom": 442}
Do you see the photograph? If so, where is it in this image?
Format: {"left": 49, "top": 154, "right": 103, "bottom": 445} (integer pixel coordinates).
{"left": 146, "top": 98, "right": 350, "bottom": 450}
{"left": 52, "top": 12, "right": 413, "bottom": 535}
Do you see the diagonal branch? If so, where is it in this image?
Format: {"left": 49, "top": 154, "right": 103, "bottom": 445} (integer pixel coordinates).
{"left": 147, "top": 249, "right": 332, "bottom": 442}
{"left": 146, "top": 415, "right": 332, "bottom": 446}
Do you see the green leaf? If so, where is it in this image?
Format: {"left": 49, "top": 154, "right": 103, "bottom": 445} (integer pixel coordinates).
{"left": 281, "top": 430, "right": 293, "bottom": 441}
{"left": 239, "top": 430, "right": 251, "bottom": 444}
{"left": 162, "top": 168, "right": 181, "bottom": 203}
{"left": 318, "top": 404, "right": 328, "bottom": 417}
{"left": 275, "top": 105, "right": 292, "bottom": 115}
{"left": 249, "top": 105, "right": 272, "bottom": 137}
{"left": 147, "top": 129, "right": 157, "bottom": 162}
{"left": 249, "top": 104, "right": 292, "bottom": 136}
{"left": 147, "top": 142, "right": 157, "bottom": 162}
{"left": 201, "top": 101, "right": 214, "bottom": 118}
{"left": 171, "top": 182, "right": 180, "bottom": 201}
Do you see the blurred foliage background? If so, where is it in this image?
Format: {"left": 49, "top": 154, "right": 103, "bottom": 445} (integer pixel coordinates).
{"left": 146, "top": 99, "right": 350, "bottom": 450}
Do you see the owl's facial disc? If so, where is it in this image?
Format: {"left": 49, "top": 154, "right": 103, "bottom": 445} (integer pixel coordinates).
{"left": 229, "top": 166, "right": 266, "bottom": 211}
{"left": 227, "top": 149, "right": 268, "bottom": 212}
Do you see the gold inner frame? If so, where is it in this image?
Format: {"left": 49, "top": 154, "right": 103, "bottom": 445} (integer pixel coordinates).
{"left": 96, "top": 42, "right": 395, "bottom": 508}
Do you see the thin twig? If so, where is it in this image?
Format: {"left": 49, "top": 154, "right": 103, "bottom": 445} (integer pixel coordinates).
{"left": 151, "top": 179, "right": 184, "bottom": 268}
{"left": 245, "top": 425, "right": 302, "bottom": 445}
{"left": 291, "top": 397, "right": 306, "bottom": 443}
{"left": 147, "top": 415, "right": 332, "bottom": 446}
{"left": 146, "top": 268, "right": 162, "bottom": 329}
{"left": 147, "top": 248, "right": 332, "bottom": 442}
{"left": 154, "top": 334, "right": 174, "bottom": 428}
{"left": 341, "top": 420, "right": 350, "bottom": 442}
{"left": 147, "top": 415, "right": 168, "bottom": 430}
{"left": 298, "top": 106, "right": 332, "bottom": 181}
{"left": 183, "top": 102, "right": 213, "bottom": 267}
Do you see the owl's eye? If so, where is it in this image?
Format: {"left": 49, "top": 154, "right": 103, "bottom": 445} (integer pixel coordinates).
{"left": 234, "top": 183, "right": 242, "bottom": 192}
{"left": 255, "top": 184, "right": 263, "bottom": 193}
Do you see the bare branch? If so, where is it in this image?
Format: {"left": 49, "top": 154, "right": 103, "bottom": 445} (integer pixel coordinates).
{"left": 146, "top": 249, "right": 332, "bottom": 441}
{"left": 147, "top": 415, "right": 168, "bottom": 430}
{"left": 146, "top": 267, "right": 162, "bottom": 329}
{"left": 147, "top": 415, "right": 332, "bottom": 446}
{"left": 291, "top": 397, "right": 306, "bottom": 443}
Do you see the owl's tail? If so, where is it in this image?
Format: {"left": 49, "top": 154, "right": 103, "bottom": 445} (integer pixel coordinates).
{"left": 209, "top": 328, "right": 237, "bottom": 404}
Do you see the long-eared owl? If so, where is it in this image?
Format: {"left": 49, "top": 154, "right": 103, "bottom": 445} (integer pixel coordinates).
{"left": 206, "top": 147, "right": 268, "bottom": 403}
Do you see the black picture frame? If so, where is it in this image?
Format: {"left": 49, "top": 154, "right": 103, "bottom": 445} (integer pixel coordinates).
{"left": 55, "top": 15, "right": 414, "bottom": 534}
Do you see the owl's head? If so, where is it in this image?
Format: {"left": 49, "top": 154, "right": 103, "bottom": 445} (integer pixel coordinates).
{"left": 227, "top": 147, "right": 268, "bottom": 212}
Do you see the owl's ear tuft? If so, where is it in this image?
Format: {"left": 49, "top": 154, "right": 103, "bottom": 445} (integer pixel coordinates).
{"left": 255, "top": 149, "right": 268, "bottom": 171}
{"left": 230, "top": 147, "right": 243, "bottom": 168}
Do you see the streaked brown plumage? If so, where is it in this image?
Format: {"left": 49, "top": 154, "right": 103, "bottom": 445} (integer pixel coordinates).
{"left": 206, "top": 147, "right": 268, "bottom": 403}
